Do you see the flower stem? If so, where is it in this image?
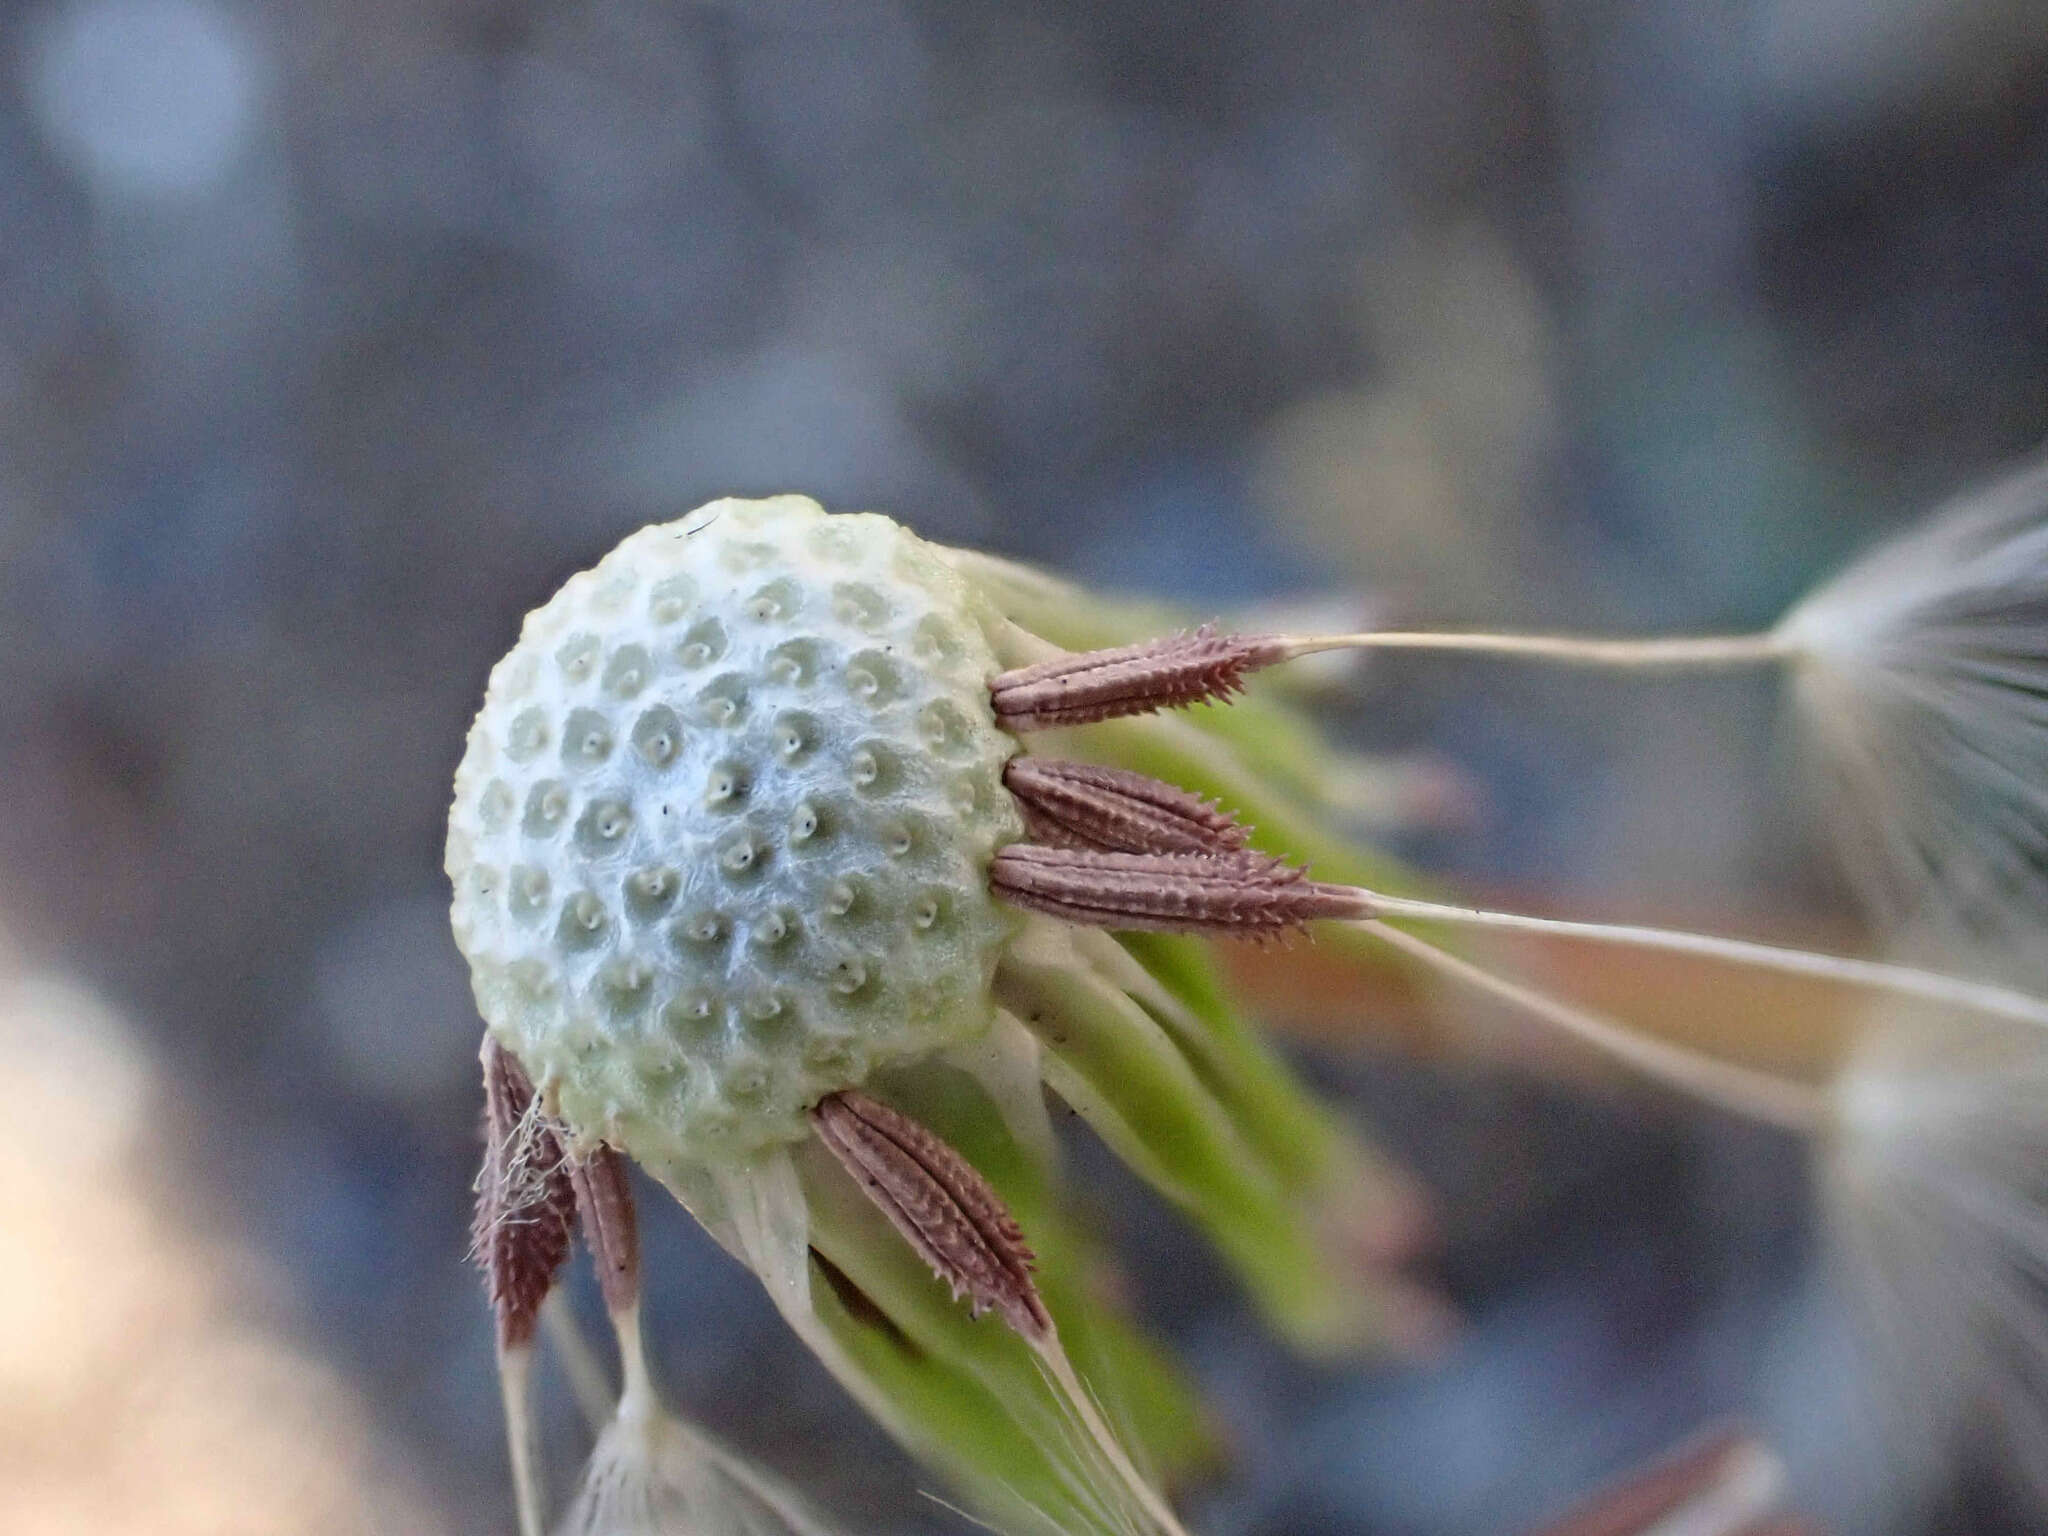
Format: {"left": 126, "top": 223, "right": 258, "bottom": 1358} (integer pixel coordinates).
{"left": 1360, "top": 920, "right": 1827, "bottom": 1133}
{"left": 1357, "top": 894, "right": 2048, "bottom": 1030}
{"left": 1278, "top": 630, "right": 1790, "bottom": 670}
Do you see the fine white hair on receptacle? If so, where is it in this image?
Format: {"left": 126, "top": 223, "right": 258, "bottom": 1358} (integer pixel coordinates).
{"left": 1820, "top": 987, "right": 2048, "bottom": 1513}
{"left": 1774, "top": 455, "right": 2048, "bottom": 942}
{"left": 467, "top": 1063, "right": 577, "bottom": 1272}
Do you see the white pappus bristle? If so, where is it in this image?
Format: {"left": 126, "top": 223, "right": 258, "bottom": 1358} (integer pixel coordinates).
{"left": 1774, "top": 455, "right": 2048, "bottom": 940}
{"left": 1820, "top": 993, "right": 2048, "bottom": 1512}
{"left": 559, "top": 1392, "right": 845, "bottom": 1536}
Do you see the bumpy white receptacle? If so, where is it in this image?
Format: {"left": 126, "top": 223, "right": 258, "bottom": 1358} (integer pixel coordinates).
{"left": 447, "top": 497, "right": 1024, "bottom": 1165}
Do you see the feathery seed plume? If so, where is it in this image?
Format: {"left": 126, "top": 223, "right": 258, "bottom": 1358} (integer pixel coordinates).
{"left": 1820, "top": 988, "right": 2048, "bottom": 1513}
{"left": 1774, "top": 456, "right": 2048, "bottom": 939}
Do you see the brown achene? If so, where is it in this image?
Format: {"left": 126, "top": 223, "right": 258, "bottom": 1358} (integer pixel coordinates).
{"left": 989, "top": 626, "right": 1286, "bottom": 731}
{"left": 810, "top": 1088, "right": 1052, "bottom": 1340}
{"left": 1003, "top": 755, "right": 1250, "bottom": 855}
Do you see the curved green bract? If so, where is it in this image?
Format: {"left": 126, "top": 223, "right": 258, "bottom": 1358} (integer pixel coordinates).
{"left": 1109, "top": 929, "right": 1345, "bottom": 1194}
{"left": 998, "top": 925, "right": 1382, "bottom": 1353}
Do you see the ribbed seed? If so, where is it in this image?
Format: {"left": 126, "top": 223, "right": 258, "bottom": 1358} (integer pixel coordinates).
{"left": 1003, "top": 756, "right": 1250, "bottom": 855}
{"left": 989, "top": 844, "right": 1370, "bottom": 936}
{"left": 988, "top": 627, "right": 1285, "bottom": 730}
{"left": 810, "top": 1088, "right": 1051, "bottom": 1340}
{"left": 567, "top": 1142, "right": 640, "bottom": 1316}
{"left": 472, "top": 1039, "right": 577, "bottom": 1348}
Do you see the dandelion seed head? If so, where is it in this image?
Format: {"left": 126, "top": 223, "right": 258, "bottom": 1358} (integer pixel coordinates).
{"left": 1774, "top": 456, "right": 2048, "bottom": 938}
{"left": 448, "top": 498, "right": 1023, "bottom": 1167}
{"left": 453, "top": 502, "right": 1446, "bottom": 1536}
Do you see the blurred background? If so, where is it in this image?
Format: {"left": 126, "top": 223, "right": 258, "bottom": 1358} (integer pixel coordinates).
{"left": 3, "top": 1, "right": 2047, "bottom": 1532}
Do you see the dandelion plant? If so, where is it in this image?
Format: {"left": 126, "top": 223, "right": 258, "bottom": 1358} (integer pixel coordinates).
{"left": 446, "top": 469, "right": 2048, "bottom": 1533}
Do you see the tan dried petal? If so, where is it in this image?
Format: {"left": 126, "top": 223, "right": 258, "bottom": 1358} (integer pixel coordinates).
{"left": 810, "top": 1089, "right": 1051, "bottom": 1340}
{"left": 989, "top": 627, "right": 1285, "bottom": 730}
{"left": 1003, "top": 756, "right": 1250, "bottom": 855}
{"left": 473, "top": 1038, "right": 577, "bottom": 1348}
{"left": 990, "top": 844, "right": 1370, "bottom": 936}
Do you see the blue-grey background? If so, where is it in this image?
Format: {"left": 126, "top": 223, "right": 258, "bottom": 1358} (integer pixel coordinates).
{"left": 2, "top": 1, "right": 2045, "bottom": 1532}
